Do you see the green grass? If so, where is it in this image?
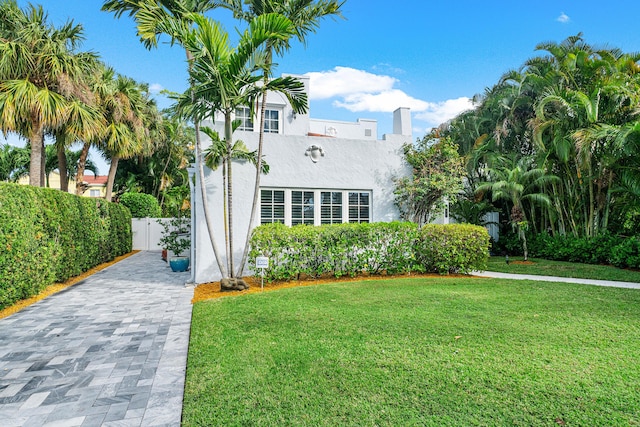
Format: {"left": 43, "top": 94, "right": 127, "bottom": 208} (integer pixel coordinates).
{"left": 183, "top": 278, "right": 640, "bottom": 426}
{"left": 487, "top": 256, "right": 640, "bottom": 283}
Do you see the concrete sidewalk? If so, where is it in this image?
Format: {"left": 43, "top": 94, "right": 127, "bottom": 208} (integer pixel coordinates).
{"left": 0, "top": 251, "right": 193, "bottom": 427}
{"left": 474, "top": 270, "right": 640, "bottom": 289}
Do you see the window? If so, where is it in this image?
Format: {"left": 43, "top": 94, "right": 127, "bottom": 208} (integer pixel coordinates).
{"left": 260, "top": 189, "right": 285, "bottom": 224}
{"left": 349, "top": 192, "right": 370, "bottom": 223}
{"left": 321, "top": 191, "right": 342, "bottom": 224}
{"left": 89, "top": 189, "right": 101, "bottom": 197}
{"left": 291, "top": 191, "right": 314, "bottom": 225}
{"left": 260, "top": 188, "right": 371, "bottom": 226}
{"left": 264, "top": 109, "right": 279, "bottom": 133}
{"left": 235, "top": 106, "right": 253, "bottom": 131}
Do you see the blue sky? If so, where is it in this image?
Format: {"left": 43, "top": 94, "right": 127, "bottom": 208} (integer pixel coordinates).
{"left": 6, "top": 0, "right": 640, "bottom": 174}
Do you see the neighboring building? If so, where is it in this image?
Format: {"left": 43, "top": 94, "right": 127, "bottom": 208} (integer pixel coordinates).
{"left": 190, "top": 74, "right": 414, "bottom": 283}
{"left": 80, "top": 175, "right": 108, "bottom": 198}
{"left": 18, "top": 172, "right": 108, "bottom": 198}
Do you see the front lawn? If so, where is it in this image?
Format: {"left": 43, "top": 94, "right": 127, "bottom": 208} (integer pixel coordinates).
{"left": 487, "top": 256, "right": 640, "bottom": 283}
{"left": 183, "top": 278, "right": 640, "bottom": 426}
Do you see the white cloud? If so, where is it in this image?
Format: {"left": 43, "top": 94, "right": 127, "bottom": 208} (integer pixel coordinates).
{"left": 149, "top": 83, "right": 164, "bottom": 94}
{"left": 304, "top": 67, "right": 397, "bottom": 100}
{"left": 557, "top": 12, "right": 570, "bottom": 23}
{"left": 304, "top": 66, "right": 473, "bottom": 127}
{"left": 334, "top": 89, "right": 429, "bottom": 113}
{"left": 414, "top": 97, "right": 474, "bottom": 128}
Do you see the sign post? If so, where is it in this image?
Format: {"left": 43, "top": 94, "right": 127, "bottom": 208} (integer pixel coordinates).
{"left": 255, "top": 256, "right": 269, "bottom": 290}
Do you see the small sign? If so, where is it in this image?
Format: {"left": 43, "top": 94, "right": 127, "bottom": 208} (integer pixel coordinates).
{"left": 256, "top": 256, "right": 269, "bottom": 269}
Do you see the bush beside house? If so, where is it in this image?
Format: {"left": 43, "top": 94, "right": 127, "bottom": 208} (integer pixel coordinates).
{"left": 249, "top": 222, "right": 490, "bottom": 281}
{"left": 0, "top": 183, "right": 132, "bottom": 310}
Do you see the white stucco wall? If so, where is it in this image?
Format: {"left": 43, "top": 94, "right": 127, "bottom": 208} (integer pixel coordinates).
{"left": 192, "top": 125, "right": 412, "bottom": 283}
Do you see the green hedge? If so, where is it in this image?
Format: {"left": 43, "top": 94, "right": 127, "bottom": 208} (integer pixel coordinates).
{"left": 503, "top": 231, "right": 640, "bottom": 269}
{"left": 415, "top": 224, "right": 490, "bottom": 274}
{"left": 119, "top": 192, "right": 161, "bottom": 218}
{"left": 249, "top": 222, "right": 489, "bottom": 281}
{"left": 0, "top": 183, "right": 132, "bottom": 310}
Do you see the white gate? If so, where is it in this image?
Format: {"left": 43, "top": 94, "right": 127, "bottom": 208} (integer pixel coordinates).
{"left": 131, "top": 218, "right": 170, "bottom": 250}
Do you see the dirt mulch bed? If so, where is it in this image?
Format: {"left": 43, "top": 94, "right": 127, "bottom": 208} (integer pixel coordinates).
{"left": 0, "top": 251, "right": 139, "bottom": 320}
{"left": 192, "top": 272, "right": 474, "bottom": 303}
{"left": 512, "top": 260, "right": 535, "bottom": 265}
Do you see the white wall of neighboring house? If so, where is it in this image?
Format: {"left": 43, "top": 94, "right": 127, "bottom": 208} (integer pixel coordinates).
{"left": 190, "top": 74, "right": 413, "bottom": 283}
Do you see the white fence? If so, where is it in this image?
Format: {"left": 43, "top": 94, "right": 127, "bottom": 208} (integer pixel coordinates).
{"left": 131, "top": 218, "right": 169, "bottom": 250}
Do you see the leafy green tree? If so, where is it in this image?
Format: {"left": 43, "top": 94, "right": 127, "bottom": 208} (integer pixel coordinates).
{"left": 394, "top": 136, "right": 465, "bottom": 225}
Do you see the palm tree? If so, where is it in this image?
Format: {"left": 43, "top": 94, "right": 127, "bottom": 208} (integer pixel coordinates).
{"left": 0, "top": 143, "right": 29, "bottom": 182}
{"left": 476, "top": 157, "right": 558, "bottom": 260}
{"left": 0, "top": 1, "right": 98, "bottom": 187}
{"left": 102, "top": 0, "right": 231, "bottom": 278}
{"left": 100, "top": 77, "right": 160, "bottom": 201}
{"left": 174, "top": 12, "right": 306, "bottom": 285}
{"left": 227, "top": 0, "right": 342, "bottom": 276}
{"left": 43, "top": 144, "right": 99, "bottom": 188}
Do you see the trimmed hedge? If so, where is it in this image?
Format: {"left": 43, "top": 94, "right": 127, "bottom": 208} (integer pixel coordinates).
{"left": 249, "top": 222, "right": 490, "bottom": 281}
{"left": 119, "top": 192, "right": 161, "bottom": 218}
{"left": 416, "top": 224, "right": 490, "bottom": 274}
{"left": 0, "top": 183, "right": 132, "bottom": 310}
{"left": 498, "top": 231, "right": 640, "bottom": 269}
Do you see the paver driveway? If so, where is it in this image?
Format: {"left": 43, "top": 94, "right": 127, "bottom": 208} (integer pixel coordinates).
{"left": 0, "top": 251, "right": 193, "bottom": 427}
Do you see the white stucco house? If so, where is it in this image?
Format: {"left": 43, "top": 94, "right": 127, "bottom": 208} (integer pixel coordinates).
{"left": 188, "top": 74, "right": 420, "bottom": 283}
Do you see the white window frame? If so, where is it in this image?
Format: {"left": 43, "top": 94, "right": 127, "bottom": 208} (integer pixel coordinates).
{"left": 263, "top": 108, "right": 280, "bottom": 134}
{"left": 260, "top": 188, "right": 372, "bottom": 226}
{"left": 235, "top": 106, "right": 253, "bottom": 131}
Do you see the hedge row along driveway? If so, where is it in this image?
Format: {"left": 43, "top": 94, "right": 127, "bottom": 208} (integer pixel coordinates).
{"left": 0, "top": 183, "right": 131, "bottom": 310}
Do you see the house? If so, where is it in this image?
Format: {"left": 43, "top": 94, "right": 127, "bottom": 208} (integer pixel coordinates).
{"left": 18, "top": 172, "right": 108, "bottom": 198}
{"left": 189, "top": 74, "right": 416, "bottom": 283}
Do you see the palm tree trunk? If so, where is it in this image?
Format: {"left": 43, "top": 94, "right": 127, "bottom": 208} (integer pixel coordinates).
{"left": 196, "top": 121, "right": 228, "bottom": 278}
{"left": 76, "top": 142, "right": 90, "bottom": 195}
{"left": 29, "top": 119, "right": 45, "bottom": 187}
{"left": 105, "top": 155, "right": 119, "bottom": 201}
{"left": 185, "top": 49, "right": 228, "bottom": 279}
{"left": 224, "top": 112, "right": 234, "bottom": 277}
{"left": 237, "top": 89, "right": 268, "bottom": 277}
{"left": 56, "top": 132, "right": 69, "bottom": 192}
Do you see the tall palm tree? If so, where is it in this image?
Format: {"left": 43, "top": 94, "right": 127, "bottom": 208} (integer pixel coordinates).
{"left": 0, "top": 1, "right": 98, "bottom": 187}
{"left": 102, "top": 0, "right": 231, "bottom": 277}
{"left": 174, "top": 12, "right": 306, "bottom": 284}
{"left": 226, "top": 0, "right": 342, "bottom": 276}
{"left": 101, "top": 77, "right": 160, "bottom": 201}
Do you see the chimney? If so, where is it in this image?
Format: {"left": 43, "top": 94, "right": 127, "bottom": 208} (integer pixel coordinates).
{"left": 393, "top": 107, "right": 411, "bottom": 136}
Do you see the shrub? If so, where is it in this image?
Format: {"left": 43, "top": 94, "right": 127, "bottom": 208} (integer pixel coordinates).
{"left": 119, "top": 192, "right": 161, "bottom": 218}
{"left": 610, "top": 237, "right": 640, "bottom": 269}
{"left": 527, "top": 232, "right": 625, "bottom": 265}
{"left": 414, "top": 224, "right": 490, "bottom": 274}
{"left": 249, "top": 222, "right": 489, "bottom": 281}
{"left": 0, "top": 183, "right": 132, "bottom": 310}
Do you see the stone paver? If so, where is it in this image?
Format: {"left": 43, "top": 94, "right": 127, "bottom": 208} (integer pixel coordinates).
{"left": 0, "top": 251, "right": 193, "bottom": 427}
{"left": 474, "top": 270, "right": 640, "bottom": 289}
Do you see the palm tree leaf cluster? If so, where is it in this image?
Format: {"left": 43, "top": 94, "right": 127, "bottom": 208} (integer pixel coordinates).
{"left": 0, "top": 0, "right": 178, "bottom": 202}
{"left": 444, "top": 33, "right": 640, "bottom": 239}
